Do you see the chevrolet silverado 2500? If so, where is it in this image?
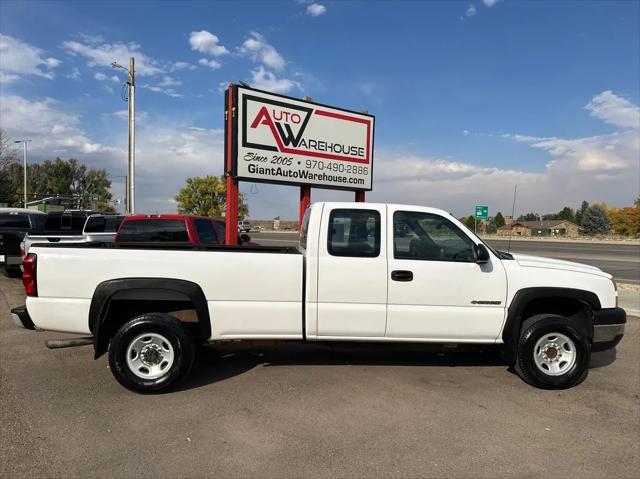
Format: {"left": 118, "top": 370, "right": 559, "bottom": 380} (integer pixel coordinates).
{"left": 11, "top": 202, "right": 626, "bottom": 393}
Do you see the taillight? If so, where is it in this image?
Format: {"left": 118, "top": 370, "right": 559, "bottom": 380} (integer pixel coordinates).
{"left": 23, "top": 253, "right": 37, "bottom": 297}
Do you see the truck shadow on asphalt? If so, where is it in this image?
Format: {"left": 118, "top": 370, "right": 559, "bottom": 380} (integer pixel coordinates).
{"left": 177, "top": 343, "right": 618, "bottom": 392}
{"left": 178, "top": 343, "right": 506, "bottom": 392}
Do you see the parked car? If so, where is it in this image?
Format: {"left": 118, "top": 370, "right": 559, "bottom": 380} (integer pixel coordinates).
{"left": 238, "top": 220, "right": 252, "bottom": 233}
{"left": 22, "top": 213, "right": 124, "bottom": 256}
{"left": 12, "top": 202, "right": 625, "bottom": 393}
{"left": 115, "top": 214, "right": 254, "bottom": 245}
{"left": 0, "top": 208, "right": 45, "bottom": 276}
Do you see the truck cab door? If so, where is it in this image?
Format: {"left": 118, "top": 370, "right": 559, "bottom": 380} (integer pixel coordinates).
{"left": 386, "top": 207, "right": 507, "bottom": 342}
{"left": 316, "top": 204, "right": 387, "bottom": 338}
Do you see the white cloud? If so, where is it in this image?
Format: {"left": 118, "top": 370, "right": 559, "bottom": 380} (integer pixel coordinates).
{"left": 158, "top": 76, "right": 181, "bottom": 87}
{"left": 66, "top": 66, "right": 81, "bottom": 80}
{"left": 463, "top": 129, "right": 470, "bottom": 136}
{"left": 189, "top": 31, "right": 229, "bottom": 56}
{"left": 584, "top": 90, "right": 640, "bottom": 129}
{"left": 249, "top": 67, "right": 301, "bottom": 94}
{"left": 61, "top": 38, "right": 163, "bottom": 76}
{"left": 0, "top": 34, "right": 61, "bottom": 81}
{"left": 483, "top": 0, "right": 500, "bottom": 6}
{"left": 94, "top": 72, "right": 120, "bottom": 83}
{"left": 0, "top": 94, "right": 122, "bottom": 159}
{"left": 142, "top": 84, "right": 185, "bottom": 98}
{"left": 504, "top": 91, "right": 639, "bottom": 174}
{"left": 306, "top": 3, "right": 327, "bottom": 17}
{"left": 170, "top": 61, "right": 196, "bottom": 72}
{"left": 239, "top": 32, "right": 286, "bottom": 71}
{"left": 198, "top": 58, "right": 222, "bottom": 70}
{"left": 465, "top": 5, "right": 477, "bottom": 17}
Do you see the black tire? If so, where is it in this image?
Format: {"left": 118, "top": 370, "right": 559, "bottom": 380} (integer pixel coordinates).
{"left": 515, "top": 314, "right": 591, "bottom": 389}
{"left": 108, "top": 313, "right": 195, "bottom": 393}
{"left": 5, "top": 267, "right": 22, "bottom": 278}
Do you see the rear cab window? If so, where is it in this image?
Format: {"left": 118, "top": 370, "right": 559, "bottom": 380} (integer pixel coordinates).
{"left": 117, "top": 219, "right": 190, "bottom": 242}
{"left": 327, "top": 209, "right": 381, "bottom": 257}
{"left": 84, "top": 216, "right": 125, "bottom": 233}
{"left": 0, "top": 213, "right": 31, "bottom": 229}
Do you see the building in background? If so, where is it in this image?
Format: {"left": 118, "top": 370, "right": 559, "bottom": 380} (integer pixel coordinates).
{"left": 497, "top": 220, "right": 579, "bottom": 238}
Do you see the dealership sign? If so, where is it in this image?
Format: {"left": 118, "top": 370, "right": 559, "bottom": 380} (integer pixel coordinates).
{"left": 230, "top": 86, "right": 374, "bottom": 191}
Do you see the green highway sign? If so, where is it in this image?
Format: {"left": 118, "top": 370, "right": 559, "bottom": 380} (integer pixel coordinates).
{"left": 475, "top": 205, "right": 489, "bottom": 220}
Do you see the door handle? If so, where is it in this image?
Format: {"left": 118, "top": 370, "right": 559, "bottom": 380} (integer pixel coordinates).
{"left": 391, "top": 270, "right": 413, "bottom": 282}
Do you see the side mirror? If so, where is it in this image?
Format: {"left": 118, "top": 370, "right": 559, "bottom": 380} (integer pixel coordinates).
{"left": 475, "top": 244, "right": 490, "bottom": 264}
{"left": 239, "top": 234, "right": 251, "bottom": 243}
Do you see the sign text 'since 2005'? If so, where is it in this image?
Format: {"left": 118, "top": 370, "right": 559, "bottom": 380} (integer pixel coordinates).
{"left": 233, "top": 87, "right": 374, "bottom": 190}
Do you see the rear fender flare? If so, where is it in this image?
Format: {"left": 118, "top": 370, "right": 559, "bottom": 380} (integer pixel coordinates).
{"left": 89, "top": 278, "right": 210, "bottom": 358}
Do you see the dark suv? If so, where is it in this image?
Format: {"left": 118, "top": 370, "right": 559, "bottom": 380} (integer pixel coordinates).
{"left": 0, "top": 208, "right": 46, "bottom": 276}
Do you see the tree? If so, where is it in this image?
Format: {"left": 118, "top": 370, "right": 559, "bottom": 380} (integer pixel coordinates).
{"left": 0, "top": 129, "right": 20, "bottom": 205}
{"left": 486, "top": 217, "right": 498, "bottom": 234}
{"left": 0, "top": 155, "right": 113, "bottom": 210}
{"left": 608, "top": 206, "right": 640, "bottom": 236}
{"left": 517, "top": 212, "right": 540, "bottom": 221}
{"left": 557, "top": 206, "right": 575, "bottom": 223}
{"left": 175, "top": 175, "right": 249, "bottom": 218}
{"left": 459, "top": 215, "right": 476, "bottom": 230}
{"left": 494, "top": 211, "right": 505, "bottom": 228}
{"left": 575, "top": 200, "right": 589, "bottom": 224}
{"left": 581, "top": 204, "right": 610, "bottom": 235}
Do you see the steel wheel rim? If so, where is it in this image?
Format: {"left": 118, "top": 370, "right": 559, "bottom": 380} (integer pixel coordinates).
{"left": 533, "top": 332, "right": 577, "bottom": 376}
{"left": 126, "top": 332, "right": 175, "bottom": 380}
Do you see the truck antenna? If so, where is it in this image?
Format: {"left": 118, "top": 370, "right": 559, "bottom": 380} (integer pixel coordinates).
{"left": 508, "top": 185, "right": 517, "bottom": 253}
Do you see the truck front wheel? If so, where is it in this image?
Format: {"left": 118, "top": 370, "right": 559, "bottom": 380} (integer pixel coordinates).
{"left": 515, "top": 314, "right": 591, "bottom": 389}
{"left": 108, "top": 313, "right": 195, "bottom": 393}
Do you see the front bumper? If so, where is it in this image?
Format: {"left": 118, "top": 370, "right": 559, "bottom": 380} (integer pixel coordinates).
{"left": 10, "top": 305, "right": 35, "bottom": 330}
{"left": 592, "top": 307, "right": 626, "bottom": 352}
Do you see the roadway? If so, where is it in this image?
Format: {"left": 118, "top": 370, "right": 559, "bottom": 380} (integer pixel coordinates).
{"left": 250, "top": 232, "right": 640, "bottom": 284}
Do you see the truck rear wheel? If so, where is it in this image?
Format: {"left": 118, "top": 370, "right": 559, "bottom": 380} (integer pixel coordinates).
{"left": 515, "top": 314, "right": 591, "bottom": 389}
{"left": 108, "top": 313, "right": 195, "bottom": 393}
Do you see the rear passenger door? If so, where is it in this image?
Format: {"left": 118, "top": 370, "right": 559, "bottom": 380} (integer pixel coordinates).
{"left": 316, "top": 205, "right": 388, "bottom": 338}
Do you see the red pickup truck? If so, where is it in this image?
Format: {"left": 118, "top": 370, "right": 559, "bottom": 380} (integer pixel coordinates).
{"left": 115, "top": 215, "right": 255, "bottom": 245}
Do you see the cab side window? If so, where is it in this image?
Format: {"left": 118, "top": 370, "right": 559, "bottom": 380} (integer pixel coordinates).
{"left": 328, "top": 209, "right": 380, "bottom": 258}
{"left": 394, "top": 211, "right": 474, "bottom": 262}
{"left": 194, "top": 219, "right": 218, "bottom": 244}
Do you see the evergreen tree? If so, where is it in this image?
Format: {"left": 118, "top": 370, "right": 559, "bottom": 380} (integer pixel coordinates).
{"left": 581, "top": 205, "right": 611, "bottom": 235}
{"left": 494, "top": 212, "right": 505, "bottom": 228}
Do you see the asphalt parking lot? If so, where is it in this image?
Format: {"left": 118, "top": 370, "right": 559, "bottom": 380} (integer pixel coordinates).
{"left": 1, "top": 271, "right": 639, "bottom": 478}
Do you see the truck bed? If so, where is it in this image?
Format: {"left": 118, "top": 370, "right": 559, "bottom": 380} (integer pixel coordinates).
{"left": 27, "top": 242, "right": 303, "bottom": 339}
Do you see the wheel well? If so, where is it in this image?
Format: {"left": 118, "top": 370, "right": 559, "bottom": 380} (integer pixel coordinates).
{"left": 519, "top": 297, "right": 591, "bottom": 323}
{"left": 90, "top": 279, "right": 210, "bottom": 358}
{"left": 502, "top": 288, "right": 598, "bottom": 363}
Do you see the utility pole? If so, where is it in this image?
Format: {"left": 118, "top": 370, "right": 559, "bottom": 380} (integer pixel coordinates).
{"left": 14, "top": 139, "right": 31, "bottom": 207}
{"left": 111, "top": 58, "right": 136, "bottom": 214}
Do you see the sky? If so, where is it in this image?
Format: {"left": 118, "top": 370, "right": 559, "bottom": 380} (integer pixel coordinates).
{"left": 1, "top": 0, "right": 639, "bottom": 219}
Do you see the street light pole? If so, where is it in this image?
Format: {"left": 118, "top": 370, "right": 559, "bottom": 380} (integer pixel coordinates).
{"left": 128, "top": 57, "right": 135, "bottom": 215}
{"left": 111, "top": 58, "right": 136, "bottom": 214}
{"left": 14, "top": 139, "right": 31, "bottom": 207}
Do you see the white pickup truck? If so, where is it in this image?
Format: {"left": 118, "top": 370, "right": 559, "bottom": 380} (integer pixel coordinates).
{"left": 11, "top": 202, "right": 625, "bottom": 393}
